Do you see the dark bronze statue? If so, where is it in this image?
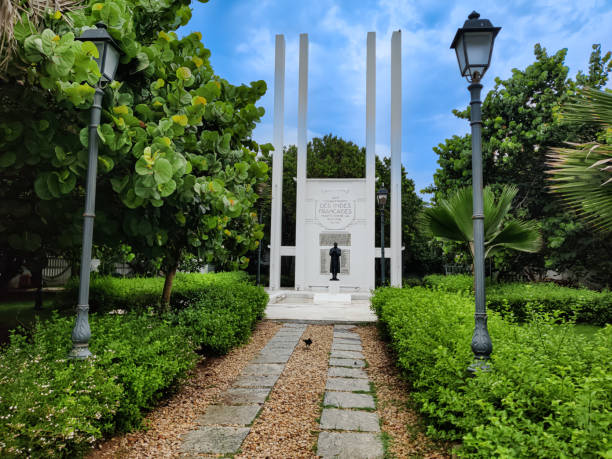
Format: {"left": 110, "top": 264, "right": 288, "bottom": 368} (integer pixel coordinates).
{"left": 329, "top": 242, "right": 341, "bottom": 281}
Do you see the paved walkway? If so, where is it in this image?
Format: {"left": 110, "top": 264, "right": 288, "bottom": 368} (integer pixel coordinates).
{"left": 179, "top": 323, "right": 383, "bottom": 458}
{"left": 317, "top": 325, "right": 383, "bottom": 458}
{"left": 265, "top": 291, "right": 377, "bottom": 323}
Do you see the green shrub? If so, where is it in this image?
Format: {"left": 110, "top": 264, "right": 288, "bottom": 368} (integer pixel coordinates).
{"left": 423, "top": 274, "right": 612, "bottom": 325}
{"left": 176, "top": 282, "right": 268, "bottom": 355}
{"left": 1, "top": 272, "right": 268, "bottom": 457}
{"left": 372, "top": 287, "right": 612, "bottom": 458}
{"left": 0, "top": 312, "right": 197, "bottom": 458}
{"left": 487, "top": 283, "right": 612, "bottom": 325}
{"left": 423, "top": 274, "right": 474, "bottom": 294}
{"left": 57, "top": 271, "right": 253, "bottom": 313}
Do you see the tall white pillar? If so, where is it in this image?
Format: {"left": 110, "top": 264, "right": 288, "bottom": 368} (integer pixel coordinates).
{"left": 390, "top": 30, "right": 402, "bottom": 287}
{"left": 269, "top": 35, "right": 285, "bottom": 290}
{"left": 366, "top": 32, "right": 376, "bottom": 291}
{"left": 294, "top": 33, "right": 309, "bottom": 290}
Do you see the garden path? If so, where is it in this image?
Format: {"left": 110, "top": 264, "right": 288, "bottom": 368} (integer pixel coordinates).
{"left": 90, "top": 321, "right": 447, "bottom": 458}
{"left": 179, "top": 324, "right": 384, "bottom": 458}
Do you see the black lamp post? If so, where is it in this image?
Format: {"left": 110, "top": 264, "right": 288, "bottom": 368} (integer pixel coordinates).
{"left": 69, "top": 23, "right": 121, "bottom": 359}
{"left": 450, "top": 11, "right": 500, "bottom": 373}
{"left": 376, "top": 187, "right": 388, "bottom": 286}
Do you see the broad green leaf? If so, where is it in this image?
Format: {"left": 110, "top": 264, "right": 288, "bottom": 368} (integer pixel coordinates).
{"left": 111, "top": 175, "right": 130, "bottom": 192}
{"left": 176, "top": 66, "right": 192, "bottom": 80}
{"left": 158, "top": 179, "right": 176, "bottom": 197}
{"left": 135, "top": 156, "right": 153, "bottom": 175}
{"left": 81, "top": 40, "right": 99, "bottom": 58}
{"left": 122, "top": 189, "right": 144, "bottom": 208}
{"left": 0, "top": 152, "right": 16, "bottom": 168}
{"left": 153, "top": 158, "right": 173, "bottom": 184}
{"left": 58, "top": 174, "right": 76, "bottom": 193}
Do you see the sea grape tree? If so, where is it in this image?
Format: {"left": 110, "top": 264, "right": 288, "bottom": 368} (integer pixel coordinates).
{"left": 0, "top": 0, "right": 270, "bottom": 302}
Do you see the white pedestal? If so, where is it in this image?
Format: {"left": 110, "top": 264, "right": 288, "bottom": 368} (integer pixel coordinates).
{"left": 313, "top": 293, "right": 351, "bottom": 304}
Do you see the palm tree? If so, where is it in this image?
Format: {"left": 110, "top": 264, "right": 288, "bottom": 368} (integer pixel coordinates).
{"left": 547, "top": 87, "right": 612, "bottom": 232}
{"left": 419, "top": 185, "right": 542, "bottom": 260}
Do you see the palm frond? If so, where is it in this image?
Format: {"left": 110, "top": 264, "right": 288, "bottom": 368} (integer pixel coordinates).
{"left": 485, "top": 219, "right": 542, "bottom": 257}
{"left": 484, "top": 184, "right": 517, "bottom": 240}
{"left": 418, "top": 204, "right": 470, "bottom": 243}
{"left": 547, "top": 143, "right": 612, "bottom": 232}
{"left": 561, "top": 87, "right": 612, "bottom": 127}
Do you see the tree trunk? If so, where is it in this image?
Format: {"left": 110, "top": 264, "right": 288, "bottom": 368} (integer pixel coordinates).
{"left": 161, "top": 263, "right": 178, "bottom": 310}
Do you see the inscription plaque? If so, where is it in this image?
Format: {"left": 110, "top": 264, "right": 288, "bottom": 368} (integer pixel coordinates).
{"left": 320, "top": 249, "right": 350, "bottom": 275}
{"left": 315, "top": 199, "right": 355, "bottom": 230}
{"left": 319, "top": 232, "right": 351, "bottom": 246}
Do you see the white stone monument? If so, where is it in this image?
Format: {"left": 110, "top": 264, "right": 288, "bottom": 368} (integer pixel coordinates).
{"left": 269, "top": 31, "right": 403, "bottom": 293}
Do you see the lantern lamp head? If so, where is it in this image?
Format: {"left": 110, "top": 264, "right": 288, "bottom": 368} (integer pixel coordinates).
{"left": 76, "top": 22, "right": 122, "bottom": 84}
{"left": 376, "top": 187, "right": 388, "bottom": 208}
{"left": 450, "top": 11, "right": 500, "bottom": 82}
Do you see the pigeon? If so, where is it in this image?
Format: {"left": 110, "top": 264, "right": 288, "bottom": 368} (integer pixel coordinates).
{"left": 303, "top": 338, "right": 313, "bottom": 347}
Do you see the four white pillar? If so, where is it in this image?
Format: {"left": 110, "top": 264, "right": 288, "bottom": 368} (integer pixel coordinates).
{"left": 268, "top": 31, "right": 403, "bottom": 291}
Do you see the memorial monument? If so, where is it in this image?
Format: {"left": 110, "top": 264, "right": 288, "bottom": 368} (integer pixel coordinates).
{"left": 268, "top": 32, "right": 403, "bottom": 293}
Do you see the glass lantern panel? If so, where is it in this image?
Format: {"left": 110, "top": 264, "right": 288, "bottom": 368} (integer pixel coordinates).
{"left": 454, "top": 35, "right": 467, "bottom": 76}
{"left": 93, "top": 42, "right": 105, "bottom": 70}
{"left": 102, "top": 44, "right": 120, "bottom": 82}
{"left": 464, "top": 31, "right": 492, "bottom": 68}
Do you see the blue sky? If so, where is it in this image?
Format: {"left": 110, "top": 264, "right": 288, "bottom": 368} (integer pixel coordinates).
{"left": 180, "top": 0, "right": 612, "bottom": 197}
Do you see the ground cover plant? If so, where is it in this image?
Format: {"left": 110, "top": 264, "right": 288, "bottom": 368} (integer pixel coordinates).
{"left": 423, "top": 274, "right": 612, "bottom": 325}
{"left": 0, "top": 272, "right": 267, "bottom": 458}
{"left": 372, "top": 286, "right": 612, "bottom": 458}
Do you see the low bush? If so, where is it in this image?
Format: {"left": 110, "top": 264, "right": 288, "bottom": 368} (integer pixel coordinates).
{"left": 58, "top": 271, "right": 253, "bottom": 313}
{"left": 423, "top": 274, "right": 612, "bottom": 325}
{"left": 372, "top": 287, "right": 612, "bottom": 458}
{"left": 1, "top": 272, "right": 268, "bottom": 457}
{"left": 177, "top": 282, "right": 268, "bottom": 355}
{"left": 0, "top": 312, "right": 197, "bottom": 458}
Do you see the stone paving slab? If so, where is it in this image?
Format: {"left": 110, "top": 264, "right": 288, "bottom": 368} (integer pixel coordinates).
{"left": 328, "top": 366, "right": 369, "bottom": 379}
{"left": 252, "top": 352, "right": 292, "bottom": 364}
{"left": 329, "top": 357, "right": 365, "bottom": 368}
{"left": 197, "top": 404, "right": 260, "bottom": 426}
{"left": 332, "top": 343, "right": 363, "bottom": 351}
{"left": 241, "top": 363, "right": 285, "bottom": 376}
{"left": 317, "top": 432, "right": 383, "bottom": 459}
{"left": 266, "top": 337, "right": 302, "bottom": 344}
{"left": 181, "top": 426, "right": 250, "bottom": 454}
{"left": 334, "top": 325, "right": 357, "bottom": 330}
{"left": 324, "top": 391, "right": 375, "bottom": 409}
{"left": 320, "top": 409, "right": 380, "bottom": 432}
{"left": 326, "top": 377, "right": 371, "bottom": 392}
{"left": 216, "top": 388, "right": 270, "bottom": 405}
{"left": 233, "top": 374, "right": 280, "bottom": 388}
{"left": 333, "top": 336, "right": 362, "bottom": 343}
{"left": 331, "top": 350, "right": 365, "bottom": 359}
{"left": 333, "top": 332, "right": 360, "bottom": 338}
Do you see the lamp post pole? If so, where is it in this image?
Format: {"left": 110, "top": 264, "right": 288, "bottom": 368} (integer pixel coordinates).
{"left": 467, "top": 79, "right": 492, "bottom": 373}
{"left": 450, "top": 11, "right": 500, "bottom": 373}
{"left": 380, "top": 206, "right": 385, "bottom": 286}
{"left": 69, "top": 85, "right": 104, "bottom": 359}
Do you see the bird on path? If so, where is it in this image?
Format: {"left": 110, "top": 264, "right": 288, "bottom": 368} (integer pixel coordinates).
{"left": 303, "top": 338, "right": 313, "bottom": 347}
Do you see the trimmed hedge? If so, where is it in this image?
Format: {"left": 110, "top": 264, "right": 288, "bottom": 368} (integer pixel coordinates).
{"left": 372, "top": 287, "right": 612, "bottom": 458}
{"left": 58, "top": 271, "right": 256, "bottom": 312}
{"left": 0, "top": 272, "right": 268, "bottom": 458}
{"left": 423, "top": 274, "right": 612, "bottom": 325}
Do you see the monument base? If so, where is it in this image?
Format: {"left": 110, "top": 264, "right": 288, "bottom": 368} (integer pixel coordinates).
{"left": 313, "top": 293, "right": 352, "bottom": 304}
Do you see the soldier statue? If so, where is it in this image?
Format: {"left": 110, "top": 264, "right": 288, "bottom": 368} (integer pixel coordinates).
{"left": 329, "top": 242, "right": 341, "bottom": 281}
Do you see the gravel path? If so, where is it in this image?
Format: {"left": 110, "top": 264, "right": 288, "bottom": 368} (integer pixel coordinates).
{"left": 88, "top": 321, "right": 282, "bottom": 458}
{"left": 357, "top": 325, "right": 451, "bottom": 458}
{"left": 88, "top": 321, "right": 450, "bottom": 458}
